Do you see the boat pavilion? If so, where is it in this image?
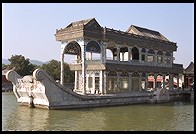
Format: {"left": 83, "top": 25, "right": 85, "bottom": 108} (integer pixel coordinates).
{"left": 55, "top": 18, "right": 183, "bottom": 95}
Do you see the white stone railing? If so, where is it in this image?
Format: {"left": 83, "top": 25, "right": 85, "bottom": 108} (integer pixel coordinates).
{"left": 71, "top": 58, "right": 173, "bottom": 67}
{"left": 105, "top": 59, "right": 174, "bottom": 67}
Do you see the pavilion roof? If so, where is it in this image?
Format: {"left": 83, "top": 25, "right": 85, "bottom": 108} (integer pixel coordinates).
{"left": 55, "top": 18, "right": 176, "bottom": 49}
{"left": 65, "top": 18, "right": 97, "bottom": 28}
{"left": 184, "top": 62, "right": 194, "bottom": 74}
{"left": 126, "top": 25, "right": 169, "bottom": 41}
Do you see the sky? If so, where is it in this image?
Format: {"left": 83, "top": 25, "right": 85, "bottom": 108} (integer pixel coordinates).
{"left": 2, "top": 3, "right": 194, "bottom": 68}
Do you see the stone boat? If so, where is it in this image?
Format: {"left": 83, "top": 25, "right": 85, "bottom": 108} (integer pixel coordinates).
{"left": 5, "top": 18, "right": 191, "bottom": 109}
{"left": 6, "top": 69, "right": 172, "bottom": 109}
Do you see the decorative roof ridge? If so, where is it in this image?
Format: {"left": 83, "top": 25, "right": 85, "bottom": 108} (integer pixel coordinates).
{"left": 185, "top": 62, "right": 194, "bottom": 72}
{"left": 104, "top": 27, "right": 175, "bottom": 44}
{"left": 66, "top": 18, "right": 95, "bottom": 28}
{"left": 131, "top": 25, "right": 160, "bottom": 34}
{"left": 127, "top": 25, "right": 170, "bottom": 42}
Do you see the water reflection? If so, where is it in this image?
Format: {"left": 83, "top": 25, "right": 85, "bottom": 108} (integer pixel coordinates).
{"left": 4, "top": 106, "right": 49, "bottom": 131}
{"left": 91, "top": 104, "right": 177, "bottom": 131}
{"left": 2, "top": 92, "right": 194, "bottom": 131}
{"left": 45, "top": 109, "right": 106, "bottom": 131}
{"left": 3, "top": 97, "right": 107, "bottom": 131}
{"left": 170, "top": 101, "right": 194, "bottom": 131}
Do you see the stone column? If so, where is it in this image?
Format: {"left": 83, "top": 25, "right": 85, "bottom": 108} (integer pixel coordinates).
{"left": 101, "top": 43, "right": 106, "bottom": 63}
{"left": 154, "top": 74, "right": 157, "bottom": 89}
{"left": 139, "top": 73, "right": 142, "bottom": 91}
{"left": 90, "top": 52, "right": 92, "bottom": 60}
{"left": 139, "top": 48, "right": 141, "bottom": 63}
{"left": 122, "top": 52, "right": 125, "bottom": 61}
{"left": 60, "top": 43, "right": 66, "bottom": 86}
{"left": 145, "top": 53, "right": 147, "bottom": 63}
{"left": 171, "top": 52, "right": 173, "bottom": 66}
{"left": 145, "top": 48, "right": 149, "bottom": 65}
{"left": 154, "top": 54, "right": 157, "bottom": 66}
{"left": 92, "top": 73, "right": 95, "bottom": 94}
{"left": 103, "top": 71, "right": 107, "bottom": 94}
{"left": 82, "top": 45, "right": 86, "bottom": 94}
{"left": 117, "top": 46, "right": 120, "bottom": 61}
{"left": 100, "top": 70, "right": 103, "bottom": 95}
{"left": 75, "top": 55, "right": 80, "bottom": 63}
{"left": 188, "top": 77, "right": 191, "bottom": 88}
{"left": 128, "top": 47, "right": 132, "bottom": 62}
{"left": 117, "top": 72, "right": 120, "bottom": 92}
{"left": 129, "top": 72, "right": 132, "bottom": 91}
{"left": 145, "top": 73, "right": 148, "bottom": 90}
{"left": 78, "top": 39, "right": 87, "bottom": 95}
{"left": 163, "top": 52, "right": 165, "bottom": 66}
{"left": 74, "top": 71, "right": 78, "bottom": 91}
{"left": 113, "top": 53, "right": 115, "bottom": 60}
{"left": 60, "top": 53, "right": 64, "bottom": 85}
{"left": 177, "top": 74, "right": 179, "bottom": 88}
{"left": 162, "top": 74, "right": 166, "bottom": 89}
{"left": 169, "top": 74, "right": 174, "bottom": 90}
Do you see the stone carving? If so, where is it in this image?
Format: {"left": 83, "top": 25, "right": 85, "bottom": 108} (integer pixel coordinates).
{"left": 33, "top": 69, "right": 46, "bottom": 81}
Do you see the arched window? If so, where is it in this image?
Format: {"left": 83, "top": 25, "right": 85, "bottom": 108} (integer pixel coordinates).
{"left": 108, "top": 71, "right": 117, "bottom": 76}
{"left": 157, "top": 50, "right": 163, "bottom": 55}
{"left": 165, "top": 52, "right": 171, "bottom": 64}
{"left": 148, "top": 49, "right": 155, "bottom": 54}
{"left": 120, "top": 71, "right": 129, "bottom": 77}
{"left": 132, "top": 72, "right": 139, "bottom": 77}
{"left": 147, "top": 49, "right": 155, "bottom": 63}
{"left": 132, "top": 47, "right": 139, "bottom": 60}
{"left": 165, "top": 52, "right": 171, "bottom": 56}
{"left": 86, "top": 41, "right": 101, "bottom": 53}
{"left": 64, "top": 41, "right": 81, "bottom": 55}
{"left": 157, "top": 50, "right": 163, "bottom": 64}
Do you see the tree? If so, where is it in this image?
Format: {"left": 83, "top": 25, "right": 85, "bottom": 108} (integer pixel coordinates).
{"left": 33, "top": 64, "right": 41, "bottom": 70}
{"left": 8, "top": 55, "right": 35, "bottom": 76}
{"left": 41, "top": 59, "right": 74, "bottom": 83}
{"left": 63, "top": 62, "right": 74, "bottom": 83}
{"left": 2, "top": 64, "right": 8, "bottom": 70}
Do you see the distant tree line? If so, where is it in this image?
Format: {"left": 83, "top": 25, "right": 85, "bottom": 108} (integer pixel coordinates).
{"left": 2, "top": 55, "right": 74, "bottom": 83}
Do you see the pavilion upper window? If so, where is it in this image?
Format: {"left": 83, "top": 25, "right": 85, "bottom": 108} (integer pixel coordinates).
{"left": 64, "top": 41, "right": 81, "bottom": 55}
{"left": 147, "top": 55, "right": 154, "bottom": 62}
{"left": 165, "top": 57, "right": 171, "bottom": 64}
{"left": 132, "top": 47, "right": 139, "bottom": 60}
{"left": 157, "top": 50, "right": 163, "bottom": 64}
{"left": 147, "top": 49, "right": 155, "bottom": 63}
{"left": 86, "top": 41, "right": 101, "bottom": 53}
{"left": 165, "top": 52, "right": 171, "bottom": 56}
{"left": 165, "top": 52, "right": 171, "bottom": 64}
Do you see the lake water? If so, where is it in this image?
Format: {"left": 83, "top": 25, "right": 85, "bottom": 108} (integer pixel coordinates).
{"left": 2, "top": 92, "right": 194, "bottom": 131}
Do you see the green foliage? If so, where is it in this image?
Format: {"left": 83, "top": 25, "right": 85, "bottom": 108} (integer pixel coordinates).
{"left": 64, "top": 63, "right": 75, "bottom": 83}
{"left": 8, "top": 55, "right": 36, "bottom": 76}
{"left": 33, "top": 64, "right": 41, "bottom": 70}
{"left": 2, "top": 64, "right": 8, "bottom": 70}
{"left": 41, "top": 59, "right": 61, "bottom": 80}
{"left": 41, "top": 59, "right": 74, "bottom": 83}
{"left": 6, "top": 55, "right": 74, "bottom": 83}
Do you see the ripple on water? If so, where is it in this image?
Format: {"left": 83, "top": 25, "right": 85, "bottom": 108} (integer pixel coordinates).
{"left": 2, "top": 93, "right": 194, "bottom": 131}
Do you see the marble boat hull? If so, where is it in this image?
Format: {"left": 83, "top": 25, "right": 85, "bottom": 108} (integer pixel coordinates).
{"left": 6, "top": 69, "right": 185, "bottom": 110}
